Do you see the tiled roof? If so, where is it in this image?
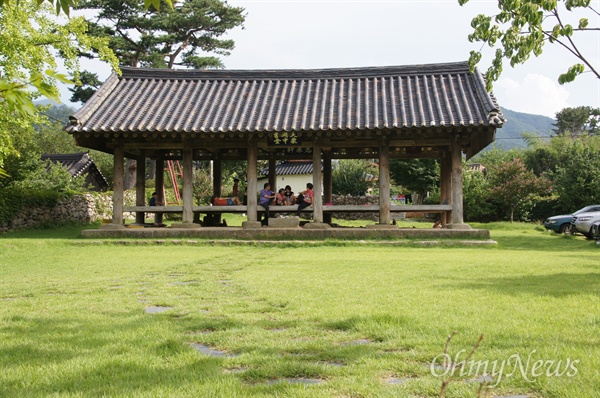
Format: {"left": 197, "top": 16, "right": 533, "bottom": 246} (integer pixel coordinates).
{"left": 68, "top": 61, "right": 504, "bottom": 134}
{"left": 41, "top": 152, "right": 108, "bottom": 190}
{"left": 260, "top": 160, "right": 320, "bottom": 176}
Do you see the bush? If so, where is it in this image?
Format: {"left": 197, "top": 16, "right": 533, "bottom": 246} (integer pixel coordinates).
{"left": 529, "top": 196, "right": 562, "bottom": 221}
{"left": 332, "top": 159, "right": 374, "bottom": 196}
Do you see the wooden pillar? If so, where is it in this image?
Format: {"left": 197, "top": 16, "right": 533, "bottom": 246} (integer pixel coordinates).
{"left": 450, "top": 134, "right": 465, "bottom": 226}
{"left": 112, "top": 143, "right": 124, "bottom": 226}
{"left": 155, "top": 154, "right": 164, "bottom": 224}
{"left": 312, "top": 141, "right": 323, "bottom": 223}
{"left": 246, "top": 139, "right": 258, "bottom": 223}
{"left": 182, "top": 146, "right": 194, "bottom": 223}
{"left": 212, "top": 152, "right": 222, "bottom": 224}
{"left": 378, "top": 139, "right": 391, "bottom": 225}
{"left": 135, "top": 151, "right": 146, "bottom": 224}
{"left": 439, "top": 149, "right": 451, "bottom": 227}
{"left": 323, "top": 151, "right": 332, "bottom": 224}
{"left": 213, "top": 152, "right": 222, "bottom": 197}
{"left": 268, "top": 151, "right": 277, "bottom": 190}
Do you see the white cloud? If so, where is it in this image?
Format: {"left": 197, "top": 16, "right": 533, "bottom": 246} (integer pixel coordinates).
{"left": 495, "top": 74, "right": 570, "bottom": 117}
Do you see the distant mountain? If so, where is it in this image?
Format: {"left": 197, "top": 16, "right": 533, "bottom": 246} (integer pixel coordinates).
{"left": 490, "top": 108, "right": 555, "bottom": 150}
{"left": 34, "top": 101, "right": 77, "bottom": 125}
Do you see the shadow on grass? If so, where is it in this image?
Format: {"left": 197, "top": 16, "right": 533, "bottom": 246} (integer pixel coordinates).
{"left": 0, "top": 222, "right": 99, "bottom": 240}
{"left": 0, "top": 313, "right": 226, "bottom": 397}
{"left": 456, "top": 272, "right": 599, "bottom": 297}
{"left": 492, "top": 234, "right": 595, "bottom": 252}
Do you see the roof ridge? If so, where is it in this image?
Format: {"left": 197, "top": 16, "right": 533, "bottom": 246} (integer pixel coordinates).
{"left": 120, "top": 61, "right": 472, "bottom": 81}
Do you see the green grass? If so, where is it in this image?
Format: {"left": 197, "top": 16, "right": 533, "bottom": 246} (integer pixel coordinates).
{"left": 0, "top": 223, "right": 598, "bottom": 397}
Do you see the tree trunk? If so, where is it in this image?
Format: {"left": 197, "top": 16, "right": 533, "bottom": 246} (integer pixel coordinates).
{"left": 148, "top": 159, "right": 156, "bottom": 180}
{"left": 124, "top": 159, "right": 136, "bottom": 190}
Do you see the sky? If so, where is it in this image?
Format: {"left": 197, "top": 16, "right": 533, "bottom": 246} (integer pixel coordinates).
{"left": 73, "top": 0, "right": 600, "bottom": 118}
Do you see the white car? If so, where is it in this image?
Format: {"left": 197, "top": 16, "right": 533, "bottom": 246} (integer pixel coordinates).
{"left": 572, "top": 209, "right": 600, "bottom": 238}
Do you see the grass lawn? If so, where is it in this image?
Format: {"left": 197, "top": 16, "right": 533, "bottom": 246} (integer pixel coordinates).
{"left": 0, "top": 222, "right": 598, "bottom": 397}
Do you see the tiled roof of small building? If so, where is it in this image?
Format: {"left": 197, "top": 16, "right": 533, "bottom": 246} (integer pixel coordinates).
{"left": 41, "top": 152, "right": 108, "bottom": 190}
{"left": 260, "top": 160, "right": 320, "bottom": 176}
{"left": 68, "top": 61, "right": 504, "bottom": 134}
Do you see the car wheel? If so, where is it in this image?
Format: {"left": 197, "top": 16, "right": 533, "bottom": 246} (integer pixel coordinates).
{"left": 558, "top": 223, "right": 572, "bottom": 234}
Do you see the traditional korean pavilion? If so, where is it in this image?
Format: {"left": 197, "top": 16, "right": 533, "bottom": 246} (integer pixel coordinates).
{"left": 67, "top": 61, "right": 504, "bottom": 234}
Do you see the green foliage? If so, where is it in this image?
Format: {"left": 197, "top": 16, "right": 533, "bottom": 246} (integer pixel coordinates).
{"left": 332, "top": 159, "right": 374, "bottom": 196}
{"left": 551, "top": 138, "right": 600, "bottom": 210}
{"left": 459, "top": 0, "right": 599, "bottom": 88}
{"left": 462, "top": 168, "right": 497, "bottom": 222}
{"left": 553, "top": 106, "right": 600, "bottom": 137}
{"left": 389, "top": 158, "right": 439, "bottom": 202}
{"left": 488, "top": 158, "right": 551, "bottom": 222}
{"left": 0, "top": 186, "right": 69, "bottom": 222}
{"left": 0, "top": 0, "right": 118, "bottom": 172}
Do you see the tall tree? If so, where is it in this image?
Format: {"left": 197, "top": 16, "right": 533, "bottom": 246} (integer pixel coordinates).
{"left": 76, "top": 0, "right": 245, "bottom": 68}
{"left": 553, "top": 106, "right": 600, "bottom": 137}
{"left": 458, "top": 0, "right": 599, "bottom": 89}
{"left": 74, "top": 0, "right": 245, "bottom": 188}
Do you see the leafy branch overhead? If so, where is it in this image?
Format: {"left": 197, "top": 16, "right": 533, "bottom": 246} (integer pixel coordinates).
{"left": 0, "top": 0, "right": 172, "bottom": 16}
{"left": 458, "top": 0, "right": 599, "bottom": 90}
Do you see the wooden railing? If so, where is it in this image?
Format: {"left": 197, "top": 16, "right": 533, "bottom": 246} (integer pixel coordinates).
{"left": 123, "top": 204, "right": 452, "bottom": 214}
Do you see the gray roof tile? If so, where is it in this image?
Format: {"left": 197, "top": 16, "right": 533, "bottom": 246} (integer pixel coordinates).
{"left": 68, "top": 61, "right": 504, "bottom": 134}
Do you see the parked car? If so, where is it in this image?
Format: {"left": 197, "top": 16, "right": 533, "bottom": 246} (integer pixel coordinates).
{"left": 544, "top": 205, "right": 600, "bottom": 234}
{"left": 573, "top": 208, "right": 600, "bottom": 239}
{"left": 590, "top": 221, "right": 600, "bottom": 241}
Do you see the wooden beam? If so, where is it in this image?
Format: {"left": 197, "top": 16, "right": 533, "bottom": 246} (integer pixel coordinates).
{"left": 155, "top": 154, "right": 165, "bottom": 224}
{"left": 135, "top": 151, "right": 146, "bottom": 224}
{"left": 182, "top": 146, "right": 194, "bottom": 223}
{"left": 323, "top": 151, "right": 332, "bottom": 224}
{"left": 112, "top": 143, "right": 124, "bottom": 225}
{"left": 312, "top": 141, "right": 323, "bottom": 223}
{"left": 246, "top": 138, "right": 258, "bottom": 222}
{"left": 378, "top": 138, "right": 391, "bottom": 225}
{"left": 268, "top": 151, "right": 277, "bottom": 190}
{"left": 450, "top": 134, "right": 464, "bottom": 225}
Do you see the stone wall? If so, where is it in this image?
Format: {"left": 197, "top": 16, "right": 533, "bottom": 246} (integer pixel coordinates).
{"left": 330, "top": 194, "right": 380, "bottom": 221}
{"left": 0, "top": 192, "right": 136, "bottom": 233}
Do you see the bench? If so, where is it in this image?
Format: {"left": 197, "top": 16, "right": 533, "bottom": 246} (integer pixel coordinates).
{"left": 124, "top": 204, "right": 452, "bottom": 215}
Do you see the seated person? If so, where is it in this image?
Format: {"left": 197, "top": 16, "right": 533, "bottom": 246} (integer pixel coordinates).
{"left": 275, "top": 188, "right": 286, "bottom": 206}
{"left": 148, "top": 191, "right": 163, "bottom": 206}
{"left": 296, "top": 182, "right": 314, "bottom": 215}
{"left": 284, "top": 185, "right": 296, "bottom": 205}
{"left": 210, "top": 196, "right": 242, "bottom": 206}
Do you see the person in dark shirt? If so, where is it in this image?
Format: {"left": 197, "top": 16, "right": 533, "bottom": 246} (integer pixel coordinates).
{"left": 259, "top": 183, "right": 276, "bottom": 224}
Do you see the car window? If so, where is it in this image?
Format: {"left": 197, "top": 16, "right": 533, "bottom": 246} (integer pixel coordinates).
{"left": 574, "top": 206, "right": 600, "bottom": 215}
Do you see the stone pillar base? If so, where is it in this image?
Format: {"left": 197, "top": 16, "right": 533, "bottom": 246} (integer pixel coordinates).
{"left": 302, "top": 222, "right": 332, "bottom": 230}
{"left": 268, "top": 217, "right": 300, "bottom": 228}
{"left": 447, "top": 223, "right": 472, "bottom": 230}
{"left": 365, "top": 224, "right": 399, "bottom": 230}
{"left": 242, "top": 221, "right": 263, "bottom": 229}
{"left": 100, "top": 223, "right": 126, "bottom": 229}
{"left": 171, "top": 222, "right": 202, "bottom": 229}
